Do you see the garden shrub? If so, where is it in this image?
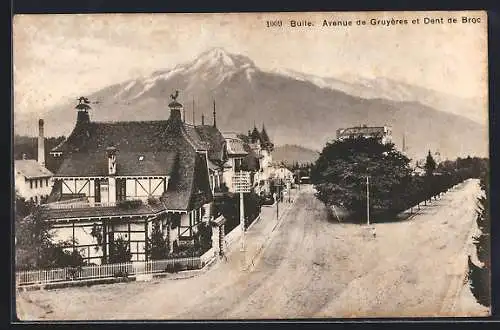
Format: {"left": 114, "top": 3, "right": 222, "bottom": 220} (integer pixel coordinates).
{"left": 117, "top": 199, "right": 143, "bottom": 210}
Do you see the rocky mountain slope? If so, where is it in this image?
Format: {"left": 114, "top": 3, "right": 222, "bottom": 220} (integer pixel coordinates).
{"left": 14, "top": 48, "right": 488, "bottom": 161}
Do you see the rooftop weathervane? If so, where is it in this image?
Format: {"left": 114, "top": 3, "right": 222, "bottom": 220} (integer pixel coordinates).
{"left": 75, "top": 96, "right": 92, "bottom": 111}
{"left": 170, "top": 90, "right": 179, "bottom": 101}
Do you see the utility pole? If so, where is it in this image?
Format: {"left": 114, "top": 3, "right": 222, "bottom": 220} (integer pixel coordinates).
{"left": 192, "top": 99, "right": 195, "bottom": 125}
{"left": 276, "top": 181, "right": 280, "bottom": 220}
{"left": 240, "top": 189, "right": 245, "bottom": 252}
{"left": 234, "top": 170, "right": 249, "bottom": 270}
{"left": 366, "top": 176, "right": 370, "bottom": 226}
{"left": 288, "top": 181, "right": 291, "bottom": 203}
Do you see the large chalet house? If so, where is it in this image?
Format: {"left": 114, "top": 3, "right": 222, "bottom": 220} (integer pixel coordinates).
{"left": 41, "top": 94, "right": 229, "bottom": 264}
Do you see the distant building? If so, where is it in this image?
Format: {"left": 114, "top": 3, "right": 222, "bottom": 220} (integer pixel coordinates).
{"left": 240, "top": 124, "right": 276, "bottom": 195}
{"left": 14, "top": 119, "right": 54, "bottom": 204}
{"left": 221, "top": 132, "right": 249, "bottom": 192}
{"left": 269, "top": 164, "right": 294, "bottom": 182}
{"left": 248, "top": 124, "right": 274, "bottom": 169}
{"left": 15, "top": 159, "right": 54, "bottom": 204}
{"left": 411, "top": 151, "right": 442, "bottom": 176}
{"left": 336, "top": 124, "right": 392, "bottom": 145}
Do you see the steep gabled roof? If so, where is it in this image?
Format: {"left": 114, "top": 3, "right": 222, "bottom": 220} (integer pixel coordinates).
{"left": 260, "top": 124, "right": 274, "bottom": 151}
{"left": 56, "top": 151, "right": 176, "bottom": 177}
{"left": 195, "top": 125, "right": 227, "bottom": 164}
{"left": 241, "top": 142, "right": 260, "bottom": 171}
{"left": 15, "top": 160, "right": 53, "bottom": 179}
{"left": 161, "top": 151, "right": 212, "bottom": 210}
{"left": 222, "top": 133, "right": 248, "bottom": 156}
{"left": 250, "top": 126, "right": 261, "bottom": 144}
{"left": 52, "top": 120, "right": 174, "bottom": 154}
{"left": 41, "top": 204, "right": 162, "bottom": 220}
{"left": 260, "top": 124, "right": 270, "bottom": 143}
{"left": 46, "top": 104, "right": 215, "bottom": 213}
{"left": 183, "top": 124, "right": 211, "bottom": 151}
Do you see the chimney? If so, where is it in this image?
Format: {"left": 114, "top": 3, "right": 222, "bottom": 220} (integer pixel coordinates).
{"left": 168, "top": 97, "right": 183, "bottom": 122}
{"left": 106, "top": 147, "right": 117, "bottom": 175}
{"left": 201, "top": 114, "right": 205, "bottom": 126}
{"left": 75, "top": 97, "right": 91, "bottom": 125}
{"left": 213, "top": 100, "right": 217, "bottom": 128}
{"left": 106, "top": 147, "right": 117, "bottom": 204}
{"left": 38, "top": 119, "right": 45, "bottom": 167}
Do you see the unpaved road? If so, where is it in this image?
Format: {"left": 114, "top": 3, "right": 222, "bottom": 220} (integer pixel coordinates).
{"left": 16, "top": 179, "right": 486, "bottom": 320}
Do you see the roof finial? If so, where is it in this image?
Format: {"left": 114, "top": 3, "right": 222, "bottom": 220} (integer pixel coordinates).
{"left": 192, "top": 98, "right": 195, "bottom": 126}
{"left": 170, "top": 90, "right": 179, "bottom": 101}
{"left": 75, "top": 96, "right": 92, "bottom": 112}
{"left": 213, "top": 100, "right": 217, "bottom": 128}
{"left": 402, "top": 132, "right": 406, "bottom": 152}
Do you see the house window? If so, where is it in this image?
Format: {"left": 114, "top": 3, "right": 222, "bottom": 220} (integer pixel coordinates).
{"left": 170, "top": 214, "right": 181, "bottom": 229}
{"left": 30, "top": 180, "right": 33, "bottom": 189}
{"left": 45, "top": 178, "right": 49, "bottom": 186}
{"left": 116, "top": 178, "right": 126, "bottom": 201}
{"left": 235, "top": 158, "right": 242, "bottom": 172}
{"left": 40, "top": 179, "right": 43, "bottom": 187}
{"left": 94, "top": 180, "right": 101, "bottom": 203}
{"left": 35, "top": 180, "right": 38, "bottom": 188}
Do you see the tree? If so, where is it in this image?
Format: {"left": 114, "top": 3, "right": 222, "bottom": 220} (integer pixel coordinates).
{"left": 195, "top": 222, "right": 213, "bottom": 252}
{"left": 108, "top": 236, "right": 132, "bottom": 263}
{"left": 15, "top": 195, "right": 84, "bottom": 270}
{"left": 147, "top": 219, "right": 168, "bottom": 260}
{"left": 15, "top": 197, "right": 54, "bottom": 269}
{"left": 424, "top": 150, "right": 437, "bottom": 176}
{"left": 311, "top": 137, "right": 412, "bottom": 220}
{"left": 469, "top": 172, "right": 490, "bottom": 307}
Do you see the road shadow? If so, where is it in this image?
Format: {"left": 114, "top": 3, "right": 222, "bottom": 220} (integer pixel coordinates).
{"left": 322, "top": 201, "right": 443, "bottom": 225}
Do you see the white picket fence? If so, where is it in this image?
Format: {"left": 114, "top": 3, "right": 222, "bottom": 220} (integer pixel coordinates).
{"left": 16, "top": 250, "right": 215, "bottom": 287}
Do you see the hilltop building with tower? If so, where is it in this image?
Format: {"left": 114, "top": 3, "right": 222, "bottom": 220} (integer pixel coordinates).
{"left": 336, "top": 124, "right": 393, "bottom": 145}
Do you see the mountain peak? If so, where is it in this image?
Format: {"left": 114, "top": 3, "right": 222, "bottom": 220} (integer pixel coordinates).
{"left": 191, "top": 47, "right": 256, "bottom": 71}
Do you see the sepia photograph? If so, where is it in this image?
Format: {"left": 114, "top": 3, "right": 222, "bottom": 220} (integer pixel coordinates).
{"left": 13, "top": 11, "right": 490, "bottom": 320}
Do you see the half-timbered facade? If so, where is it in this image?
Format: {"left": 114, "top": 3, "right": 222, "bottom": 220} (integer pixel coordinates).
{"left": 42, "top": 95, "right": 221, "bottom": 264}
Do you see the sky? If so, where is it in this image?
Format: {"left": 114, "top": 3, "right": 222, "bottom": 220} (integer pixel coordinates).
{"left": 13, "top": 11, "right": 487, "bottom": 117}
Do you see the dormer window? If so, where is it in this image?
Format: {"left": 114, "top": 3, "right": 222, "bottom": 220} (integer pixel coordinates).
{"left": 50, "top": 151, "right": 63, "bottom": 158}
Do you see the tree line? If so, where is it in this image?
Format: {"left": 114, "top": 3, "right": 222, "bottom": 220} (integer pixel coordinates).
{"left": 311, "top": 137, "right": 488, "bottom": 222}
